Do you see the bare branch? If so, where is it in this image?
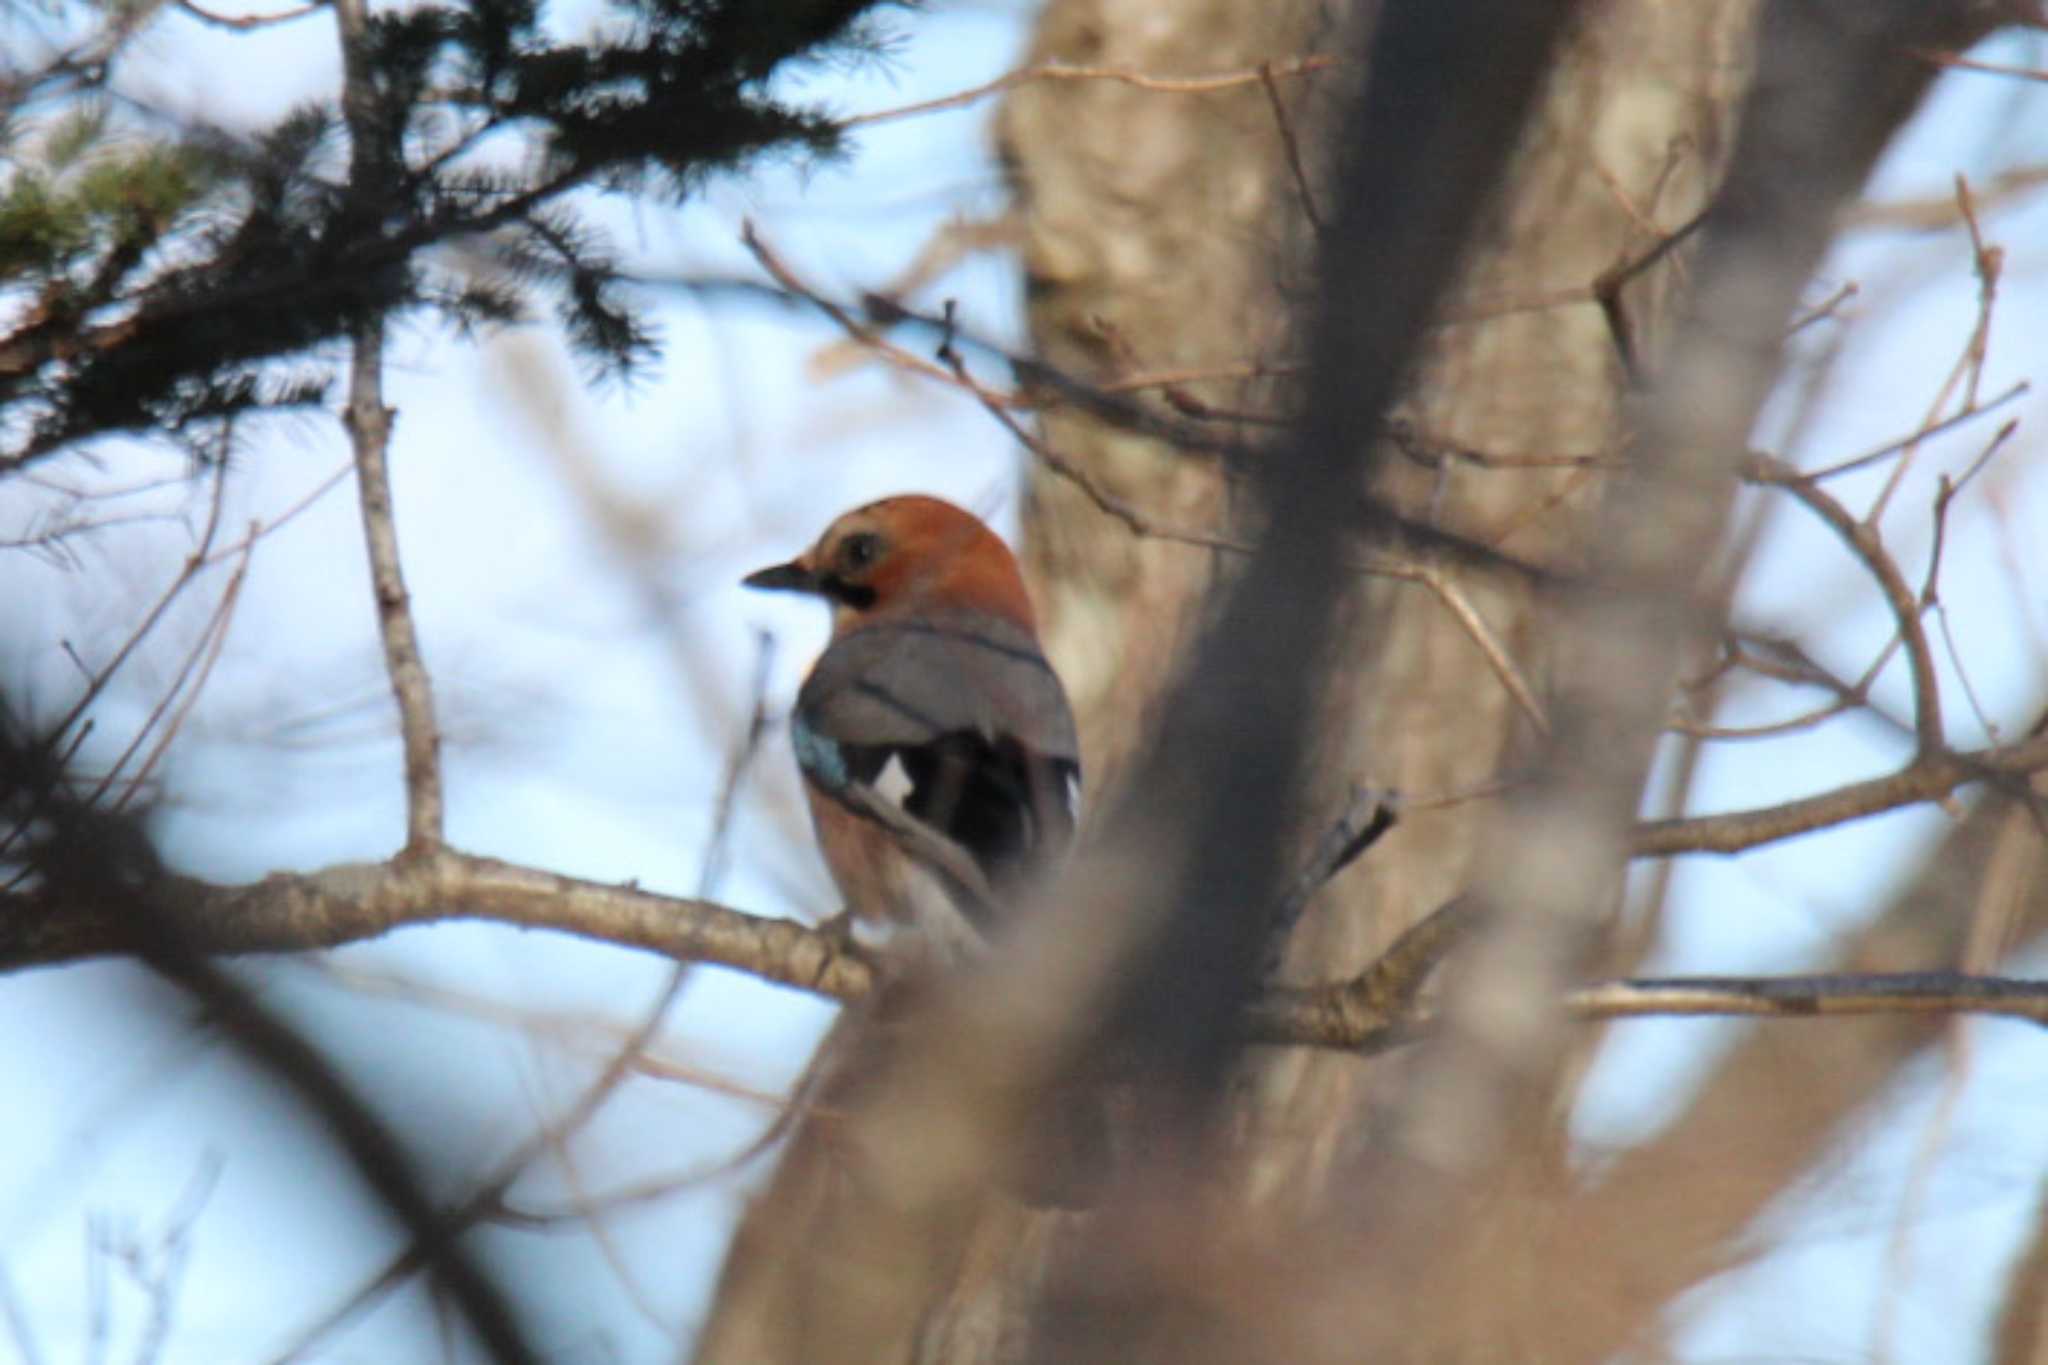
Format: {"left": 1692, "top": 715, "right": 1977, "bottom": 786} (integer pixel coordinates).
{"left": 1267, "top": 786, "right": 1400, "bottom": 952}
{"left": 346, "top": 324, "right": 447, "bottom": 851}
{"left": 1801, "top": 378, "right": 2027, "bottom": 481}
{"left": 47, "top": 461, "right": 232, "bottom": 743}
{"left": 2, "top": 848, "right": 873, "bottom": 995}
{"left": 1247, "top": 893, "right": 1483, "bottom": 1051}
{"left": 172, "top": 0, "right": 327, "bottom": 30}
{"left": 1865, "top": 177, "right": 2007, "bottom": 524}
{"left": 339, "top": 0, "right": 444, "bottom": 853}
{"left": 725, "top": 234, "right": 1572, "bottom": 594}
{"left": 1744, "top": 452, "right": 1945, "bottom": 753}
{"left": 18, "top": 838, "right": 2048, "bottom": 1058}
{"left": 95, "top": 547, "right": 251, "bottom": 811}
{"left": 1910, "top": 46, "right": 2048, "bottom": 85}
{"left": 1568, "top": 972, "right": 2048, "bottom": 1024}
{"left": 1852, "top": 163, "right": 2048, "bottom": 231}
{"left": 1257, "top": 61, "right": 1324, "bottom": 233}
{"left": 1252, "top": 969, "right": 2048, "bottom": 1051}
{"left": 1633, "top": 731, "right": 2048, "bottom": 856}
{"left": 841, "top": 54, "right": 1345, "bottom": 130}
{"left": 739, "top": 222, "right": 1033, "bottom": 404}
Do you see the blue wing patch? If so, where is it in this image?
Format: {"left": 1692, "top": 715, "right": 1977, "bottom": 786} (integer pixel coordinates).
{"left": 792, "top": 715, "right": 850, "bottom": 792}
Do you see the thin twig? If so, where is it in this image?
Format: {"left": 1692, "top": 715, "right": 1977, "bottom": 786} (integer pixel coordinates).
{"left": 1801, "top": 379, "right": 2027, "bottom": 482}
{"left": 1099, "top": 359, "right": 1307, "bottom": 395}
{"left": 172, "top": 0, "right": 327, "bottom": 30}
{"left": 722, "top": 240, "right": 1568, "bottom": 591}
{"left": 199, "top": 461, "right": 353, "bottom": 567}
{"left": 1252, "top": 967, "right": 2048, "bottom": 1052}
{"left": 1867, "top": 175, "right": 2005, "bottom": 524}
{"left": 1592, "top": 207, "right": 1709, "bottom": 382}
{"left": 1745, "top": 453, "right": 1945, "bottom": 754}
{"left": 335, "top": 0, "right": 445, "bottom": 856}
{"left": 1568, "top": 972, "right": 2048, "bottom": 1025}
{"left": 741, "top": 223, "right": 1024, "bottom": 404}
{"left": 280, "top": 638, "right": 780, "bottom": 1359}
{"left": 1084, "top": 313, "right": 1294, "bottom": 426}
{"left": 0, "top": 509, "right": 183, "bottom": 563}
{"left": 1952, "top": 174, "right": 2004, "bottom": 413}
{"left": 95, "top": 547, "right": 252, "bottom": 810}
{"left": 1851, "top": 163, "right": 2048, "bottom": 231}
{"left": 1921, "top": 421, "right": 2019, "bottom": 741}
{"left": 1258, "top": 61, "right": 1324, "bottom": 233}
{"left": 1632, "top": 732, "right": 2048, "bottom": 856}
{"left": 1786, "top": 278, "right": 1860, "bottom": 334}
{"left": 537, "top": 1093, "right": 675, "bottom": 1339}
{"left": 701, "top": 634, "right": 776, "bottom": 899}
{"left": 840, "top": 54, "right": 1344, "bottom": 129}
{"left": 1384, "top": 417, "right": 1620, "bottom": 471}
{"left": 936, "top": 304, "right": 1561, "bottom": 733}
{"left": 47, "top": 461, "right": 231, "bottom": 743}
{"left": 934, "top": 310, "right": 1244, "bottom": 548}
{"left": 1402, "top": 775, "right": 1524, "bottom": 811}
{"left": 345, "top": 311, "right": 444, "bottom": 852}
{"left": 1414, "top": 566, "right": 1551, "bottom": 733}
{"left": 1909, "top": 47, "right": 2048, "bottom": 85}
{"left": 280, "top": 954, "right": 706, "bottom": 1358}
{"left": 119, "top": 1154, "right": 221, "bottom": 1365}
{"left": 1668, "top": 697, "right": 1858, "bottom": 742}
{"left": 1265, "top": 787, "right": 1399, "bottom": 969}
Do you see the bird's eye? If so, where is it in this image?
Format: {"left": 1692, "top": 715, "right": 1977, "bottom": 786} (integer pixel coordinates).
{"left": 838, "top": 532, "right": 883, "bottom": 573}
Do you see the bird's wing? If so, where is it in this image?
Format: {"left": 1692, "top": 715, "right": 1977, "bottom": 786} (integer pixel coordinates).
{"left": 794, "top": 613, "right": 1080, "bottom": 927}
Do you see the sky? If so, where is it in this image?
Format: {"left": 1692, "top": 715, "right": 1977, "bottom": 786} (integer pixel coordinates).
{"left": 1, "top": 4, "right": 2045, "bottom": 1363}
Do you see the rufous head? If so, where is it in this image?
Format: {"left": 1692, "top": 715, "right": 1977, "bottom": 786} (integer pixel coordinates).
{"left": 743, "top": 495, "right": 1037, "bottom": 633}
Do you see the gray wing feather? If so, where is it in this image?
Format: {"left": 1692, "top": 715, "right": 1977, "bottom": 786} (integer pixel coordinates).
{"left": 796, "top": 612, "right": 1079, "bottom": 765}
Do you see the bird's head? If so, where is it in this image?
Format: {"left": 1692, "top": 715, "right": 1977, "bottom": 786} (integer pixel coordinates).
{"left": 744, "top": 495, "right": 1036, "bottom": 632}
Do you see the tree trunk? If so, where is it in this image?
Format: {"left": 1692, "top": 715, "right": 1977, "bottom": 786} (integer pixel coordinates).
{"left": 1008, "top": 0, "right": 1755, "bottom": 1212}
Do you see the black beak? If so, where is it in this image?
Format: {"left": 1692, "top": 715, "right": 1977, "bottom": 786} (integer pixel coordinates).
{"left": 742, "top": 559, "right": 819, "bottom": 593}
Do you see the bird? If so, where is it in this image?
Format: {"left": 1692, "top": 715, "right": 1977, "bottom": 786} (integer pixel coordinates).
{"left": 744, "top": 494, "right": 1081, "bottom": 961}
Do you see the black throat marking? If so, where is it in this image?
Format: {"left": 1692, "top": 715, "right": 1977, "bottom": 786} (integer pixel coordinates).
{"left": 821, "top": 574, "right": 877, "bottom": 610}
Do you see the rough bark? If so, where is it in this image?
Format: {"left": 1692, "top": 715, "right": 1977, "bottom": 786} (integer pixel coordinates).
{"left": 1004, "top": 0, "right": 1347, "bottom": 797}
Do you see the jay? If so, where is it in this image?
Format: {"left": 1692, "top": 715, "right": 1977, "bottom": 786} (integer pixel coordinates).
{"left": 744, "top": 495, "right": 1081, "bottom": 960}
